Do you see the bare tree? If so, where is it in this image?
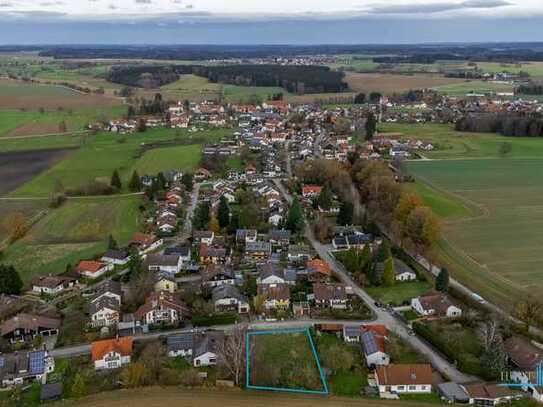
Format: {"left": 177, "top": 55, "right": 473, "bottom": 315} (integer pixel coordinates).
{"left": 216, "top": 324, "right": 247, "bottom": 385}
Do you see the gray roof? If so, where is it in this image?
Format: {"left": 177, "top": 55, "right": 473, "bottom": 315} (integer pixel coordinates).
{"left": 212, "top": 285, "right": 247, "bottom": 303}
{"left": 268, "top": 229, "right": 291, "bottom": 242}
{"left": 343, "top": 325, "right": 362, "bottom": 338}
{"left": 89, "top": 295, "right": 120, "bottom": 315}
{"left": 246, "top": 241, "right": 272, "bottom": 253}
{"left": 259, "top": 263, "right": 285, "bottom": 281}
{"left": 167, "top": 332, "right": 194, "bottom": 352}
{"left": 361, "top": 331, "right": 379, "bottom": 356}
{"left": 91, "top": 280, "right": 121, "bottom": 302}
{"left": 145, "top": 254, "right": 180, "bottom": 267}
{"left": 436, "top": 382, "right": 470, "bottom": 402}
{"left": 102, "top": 249, "right": 130, "bottom": 261}
{"left": 194, "top": 331, "right": 224, "bottom": 358}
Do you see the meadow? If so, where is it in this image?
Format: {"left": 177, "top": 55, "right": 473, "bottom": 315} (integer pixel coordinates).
{"left": 432, "top": 80, "right": 515, "bottom": 96}
{"left": 405, "top": 158, "right": 543, "bottom": 310}
{"left": 2, "top": 196, "right": 142, "bottom": 282}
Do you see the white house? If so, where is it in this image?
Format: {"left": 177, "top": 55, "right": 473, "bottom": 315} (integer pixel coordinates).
{"left": 76, "top": 260, "right": 113, "bottom": 279}
{"left": 32, "top": 276, "right": 77, "bottom": 296}
{"left": 361, "top": 327, "right": 390, "bottom": 367}
{"left": 144, "top": 254, "right": 182, "bottom": 275}
{"left": 89, "top": 296, "right": 120, "bottom": 328}
{"left": 91, "top": 337, "right": 133, "bottom": 370}
{"left": 100, "top": 249, "right": 131, "bottom": 266}
{"left": 411, "top": 293, "right": 462, "bottom": 318}
{"left": 375, "top": 364, "right": 433, "bottom": 397}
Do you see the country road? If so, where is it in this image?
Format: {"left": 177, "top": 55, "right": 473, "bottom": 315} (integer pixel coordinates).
{"left": 272, "top": 177, "right": 475, "bottom": 383}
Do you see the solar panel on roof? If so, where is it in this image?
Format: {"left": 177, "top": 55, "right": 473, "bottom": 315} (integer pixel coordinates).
{"left": 29, "top": 351, "right": 45, "bottom": 374}
{"left": 361, "top": 331, "right": 378, "bottom": 356}
{"left": 0, "top": 357, "right": 4, "bottom": 368}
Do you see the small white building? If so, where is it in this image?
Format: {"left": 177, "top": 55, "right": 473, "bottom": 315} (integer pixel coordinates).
{"left": 411, "top": 293, "right": 462, "bottom": 318}
{"left": 375, "top": 364, "right": 432, "bottom": 397}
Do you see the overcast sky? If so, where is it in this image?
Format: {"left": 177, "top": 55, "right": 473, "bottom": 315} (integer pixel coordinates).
{"left": 0, "top": 0, "right": 541, "bottom": 44}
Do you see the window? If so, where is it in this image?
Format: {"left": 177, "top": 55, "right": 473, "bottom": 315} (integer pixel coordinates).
{"left": 397, "top": 386, "right": 405, "bottom": 391}
{"left": 408, "top": 385, "right": 416, "bottom": 390}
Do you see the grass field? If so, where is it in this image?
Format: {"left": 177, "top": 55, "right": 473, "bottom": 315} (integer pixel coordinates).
{"left": 250, "top": 331, "right": 325, "bottom": 392}
{"left": 2, "top": 196, "right": 141, "bottom": 281}
{"left": 134, "top": 144, "right": 202, "bottom": 174}
{"left": 475, "top": 61, "right": 543, "bottom": 78}
{"left": 366, "top": 281, "right": 431, "bottom": 306}
{"left": 0, "top": 134, "right": 83, "bottom": 152}
{"left": 432, "top": 80, "right": 515, "bottom": 96}
{"left": 10, "top": 127, "right": 229, "bottom": 197}
{"left": 405, "top": 158, "right": 543, "bottom": 310}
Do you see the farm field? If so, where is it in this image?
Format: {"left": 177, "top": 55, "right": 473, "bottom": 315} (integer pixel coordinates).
{"left": 134, "top": 144, "right": 202, "bottom": 175}
{"left": 432, "top": 80, "right": 514, "bottom": 96}
{"left": 0, "top": 133, "right": 83, "bottom": 153}
{"left": 2, "top": 195, "right": 141, "bottom": 282}
{"left": 474, "top": 61, "right": 543, "bottom": 78}
{"left": 405, "top": 158, "right": 543, "bottom": 310}
{"left": 49, "top": 387, "right": 441, "bottom": 407}
{"left": 345, "top": 72, "right": 465, "bottom": 95}
{"left": 0, "top": 106, "right": 127, "bottom": 137}
{"left": 249, "top": 331, "right": 325, "bottom": 392}
{"left": 0, "top": 79, "right": 122, "bottom": 109}
{"left": 223, "top": 84, "right": 287, "bottom": 103}
{"left": 10, "top": 127, "right": 229, "bottom": 197}
{"left": 155, "top": 74, "right": 222, "bottom": 101}
{"left": 0, "top": 148, "right": 75, "bottom": 195}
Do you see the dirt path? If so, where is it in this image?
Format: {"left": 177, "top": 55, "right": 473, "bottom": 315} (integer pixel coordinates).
{"left": 55, "top": 387, "right": 424, "bottom": 407}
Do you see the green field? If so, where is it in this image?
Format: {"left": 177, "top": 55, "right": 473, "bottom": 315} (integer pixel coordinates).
{"left": 135, "top": 144, "right": 202, "bottom": 174}
{"left": 366, "top": 281, "right": 432, "bottom": 306}
{"left": 2, "top": 196, "right": 141, "bottom": 281}
{"left": 223, "top": 84, "right": 287, "bottom": 103}
{"left": 0, "top": 134, "right": 83, "bottom": 152}
{"left": 475, "top": 61, "right": 543, "bottom": 78}
{"left": 10, "top": 127, "right": 229, "bottom": 197}
{"left": 405, "top": 158, "right": 543, "bottom": 310}
{"left": 0, "top": 79, "right": 77, "bottom": 97}
{"left": 432, "top": 80, "right": 514, "bottom": 96}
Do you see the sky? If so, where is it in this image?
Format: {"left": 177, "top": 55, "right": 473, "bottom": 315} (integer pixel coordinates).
{"left": 0, "top": 0, "right": 541, "bottom": 44}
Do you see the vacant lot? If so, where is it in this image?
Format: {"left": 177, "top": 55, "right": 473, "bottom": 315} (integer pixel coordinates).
{"left": 345, "top": 72, "right": 465, "bottom": 95}
{"left": 0, "top": 148, "right": 75, "bottom": 195}
{"left": 2, "top": 196, "right": 141, "bottom": 281}
{"left": 366, "top": 281, "right": 432, "bottom": 306}
{"left": 250, "top": 331, "right": 325, "bottom": 392}
{"left": 405, "top": 158, "right": 543, "bottom": 310}
{"left": 51, "top": 387, "right": 434, "bottom": 407}
{"left": 0, "top": 79, "right": 122, "bottom": 109}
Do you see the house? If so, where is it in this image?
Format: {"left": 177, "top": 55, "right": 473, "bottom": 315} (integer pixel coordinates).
{"left": 463, "top": 383, "right": 516, "bottom": 406}
{"left": 89, "top": 296, "right": 120, "bottom": 328}
{"left": 32, "top": 276, "right": 77, "bottom": 295}
{"left": 306, "top": 259, "right": 333, "bottom": 282}
{"left": 375, "top": 258, "right": 417, "bottom": 282}
{"left": 212, "top": 285, "right": 249, "bottom": 314}
{"left": 163, "top": 245, "right": 191, "bottom": 263}
{"left": 257, "top": 283, "right": 290, "bottom": 310}
{"left": 504, "top": 336, "right": 543, "bottom": 402}
{"left": 257, "top": 263, "right": 288, "bottom": 285}
{"left": 194, "top": 167, "right": 212, "bottom": 181}
{"left": 0, "top": 350, "right": 55, "bottom": 387}
{"left": 154, "top": 271, "right": 177, "bottom": 293}
{"left": 374, "top": 364, "right": 433, "bottom": 396}
{"left": 100, "top": 249, "right": 131, "bottom": 266}
{"left": 76, "top": 260, "right": 113, "bottom": 279}
{"left": 91, "top": 337, "right": 133, "bottom": 370}
{"left": 130, "top": 233, "right": 163, "bottom": 255}
{"left": 302, "top": 185, "right": 323, "bottom": 198}
{"left": 312, "top": 283, "right": 350, "bottom": 309}
{"left": 167, "top": 332, "right": 194, "bottom": 358}
{"left": 361, "top": 325, "right": 390, "bottom": 367}
{"left": 199, "top": 244, "right": 229, "bottom": 264}
{"left": 411, "top": 293, "right": 462, "bottom": 318}
{"left": 192, "top": 230, "right": 215, "bottom": 245}
{"left": 117, "top": 314, "right": 148, "bottom": 337}
{"left": 91, "top": 280, "right": 122, "bottom": 304}
{"left": 201, "top": 264, "right": 236, "bottom": 288}
{"left": 135, "top": 291, "right": 191, "bottom": 326}
{"left": 245, "top": 241, "right": 272, "bottom": 261}
{"left": 144, "top": 253, "right": 182, "bottom": 275}
{"left": 268, "top": 229, "right": 291, "bottom": 246}
{"left": 288, "top": 245, "right": 312, "bottom": 262}
{"left": 1, "top": 313, "right": 60, "bottom": 344}
{"left": 236, "top": 229, "right": 258, "bottom": 244}
{"left": 343, "top": 324, "right": 364, "bottom": 343}
{"left": 192, "top": 330, "right": 224, "bottom": 367}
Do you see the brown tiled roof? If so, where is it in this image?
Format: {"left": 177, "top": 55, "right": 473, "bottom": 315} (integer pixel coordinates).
{"left": 418, "top": 293, "right": 456, "bottom": 316}
{"left": 258, "top": 283, "right": 290, "bottom": 301}
{"left": 504, "top": 336, "right": 543, "bottom": 370}
{"left": 376, "top": 364, "right": 433, "bottom": 386}
{"left": 130, "top": 233, "right": 157, "bottom": 247}
{"left": 91, "top": 337, "right": 133, "bottom": 361}
{"left": 134, "top": 291, "right": 191, "bottom": 320}
{"left": 306, "top": 259, "right": 332, "bottom": 276}
{"left": 313, "top": 283, "right": 347, "bottom": 301}
{"left": 463, "top": 384, "right": 512, "bottom": 400}
{"left": 76, "top": 260, "right": 106, "bottom": 274}
{"left": 33, "top": 275, "right": 75, "bottom": 289}
{"left": 1, "top": 313, "right": 60, "bottom": 336}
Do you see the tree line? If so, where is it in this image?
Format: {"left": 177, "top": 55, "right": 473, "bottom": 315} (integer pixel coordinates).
{"left": 455, "top": 113, "right": 543, "bottom": 138}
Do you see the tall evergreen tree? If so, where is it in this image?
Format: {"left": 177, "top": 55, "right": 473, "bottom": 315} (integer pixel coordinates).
{"left": 107, "top": 234, "right": 118, "bottom": 250}
{"left": 337, "top": 201, "right": 354, "bottom": 226}
{"left": 181, "top": 173, "right": 193, "bottom": 192}
{"left": 367, "top": 263, "right": 381, "bottom": 286}
{"left": 435, "top": 267, "right": 450, "bottom": 293}
{"left": 286, "top": 199, "right": 304, "bottom": 234}
{"left": 365, "top": 112, "right": 377, "bottom": 141}
{"left": 228, "top": 211, "right": 240, "bottom": 233}
{"left": 193, "top": 201, "right": 211, "bottom": 230}
{"left": 156, "top": 172, "right": 167, "bottom": 190}
{"left": 218, "top": 196, "right": 230, "bottom": 229}
{"left": 0, "top": 264, "right": 23, "bottom": 295}
{"left": 128, "top": 170, "right": 142, "bottom": 192}
{"left": 317, "top": 185, "right": 333, "bottom": 211}
{"left": 381, "top": 257, "right": 395, "bottom": 287}
{"left": 375, "top": 240, "right": 391, "bottom": 263}
{"left": 110, "top": 169, "right": 122, "bottom": 190}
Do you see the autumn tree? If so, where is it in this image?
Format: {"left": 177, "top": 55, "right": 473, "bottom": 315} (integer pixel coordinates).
{"left": 515, "top": 298, "right": 542, "bottom": 327}
{"left": 208, "top": 216, "right": 220, "bottom": 233}
{"left": 120, "top": 362, "right": 147, "bottom": 388}
{"left": 403, "top": 206, "right": 441, "bottom": 253}
{"left": 313, "top": 214, "right": 334, "bottom": 243}
{"left": 216, "top": 324, "right": 247, "bottom": 385}
{"left": 69, "top": 373, "right": 87, "bottom": 398}
{"left": 58, "top": 120, "right": 68, "bottom": 133}
{"left": 3, "top": 211, "right": 26, "bottom": 242}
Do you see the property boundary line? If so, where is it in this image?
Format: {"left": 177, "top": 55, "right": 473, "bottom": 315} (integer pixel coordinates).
{"left": 245, "top": 327, "right": 329, "bottom": 395}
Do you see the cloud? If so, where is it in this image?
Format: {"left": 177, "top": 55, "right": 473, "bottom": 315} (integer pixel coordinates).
{"left": 366, "top": 0, "right": 513, "bottom": 14}
{"left": 134, "top": 0, "right": 151, "bottom": 3}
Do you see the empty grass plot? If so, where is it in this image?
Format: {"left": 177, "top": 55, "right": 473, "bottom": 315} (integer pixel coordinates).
{"left": 246, "top": 328, "right": 328, "bottom": 395}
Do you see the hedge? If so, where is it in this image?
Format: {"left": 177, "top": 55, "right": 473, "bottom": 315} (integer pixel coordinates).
{"left": 191, "top": 313, "right": 239, "bottom": 327}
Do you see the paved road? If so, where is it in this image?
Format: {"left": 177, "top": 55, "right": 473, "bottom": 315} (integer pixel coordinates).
{"left": 272, "top": 178, "right": 475, "bottom": 383}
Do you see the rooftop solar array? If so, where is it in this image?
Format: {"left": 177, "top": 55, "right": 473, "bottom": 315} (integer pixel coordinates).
{"left": 0, "top": 357, "right": 4, "bottom": 368}
{"left": 167, "top": 333, "right": 193, "bottom": 350}
{"left": 28, "top": 351, "right": 45, "bottom": 375}
{"left": 361, "top": 331, "right": 378, "bottom": 356}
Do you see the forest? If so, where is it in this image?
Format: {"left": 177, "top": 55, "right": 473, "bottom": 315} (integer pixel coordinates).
{"left": 107, "top": 64, "right": 347, "bottom": 94}
{"left": 455, "top": 113, "right": 543, "bottom": 137}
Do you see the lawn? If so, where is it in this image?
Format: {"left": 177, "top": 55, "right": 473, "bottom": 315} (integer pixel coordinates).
{"left": 249, "top": 330, "right": 326, "bottom": 392}
{"left": 366, "top": 281, "right": 431, "bottom": 306}
{"left": 2, "top": 195, "right": 141, "bottom": 282}
{"left": 134, "top": 144, "right": 202, "bottom": 175}
{"left": 405, "top": 157, "right": 543, "bottom": 311}
{"left": 10, "top": 127, "right": 229, "bottom": 197}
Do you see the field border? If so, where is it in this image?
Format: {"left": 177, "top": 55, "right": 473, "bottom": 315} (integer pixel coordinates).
{"left": 245, "top": 327, "right": 329, "bottom": 395}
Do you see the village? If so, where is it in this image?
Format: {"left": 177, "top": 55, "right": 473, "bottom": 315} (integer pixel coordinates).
{"left": 0, "top": 95, "right": 542, "bottom": 407}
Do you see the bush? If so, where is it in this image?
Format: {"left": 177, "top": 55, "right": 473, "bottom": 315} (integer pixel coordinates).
{"left": 179, "top": 368, "right": 203, "bottom": 387}
{"left": 66, "top": 181, "right": 116, "bottom": 196}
